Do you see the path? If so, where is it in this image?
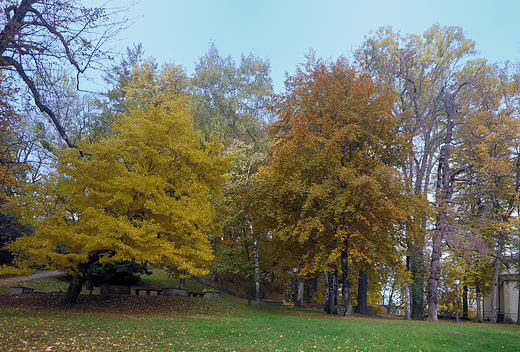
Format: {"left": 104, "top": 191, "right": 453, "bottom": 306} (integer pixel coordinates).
{"left": 0, "top": 271, "right": 63, "bottom": 286}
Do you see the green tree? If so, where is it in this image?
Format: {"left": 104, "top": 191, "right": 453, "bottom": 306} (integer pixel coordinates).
{"left": 190, "top": 43, "right": 273, "bottom": 304}
{"left": 190, "top": 42, "right": 272, "bottom": 143}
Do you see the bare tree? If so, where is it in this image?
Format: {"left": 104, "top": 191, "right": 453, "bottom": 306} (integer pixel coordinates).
{"left": 0, "top": 0, "right": 129, "bottom": 148}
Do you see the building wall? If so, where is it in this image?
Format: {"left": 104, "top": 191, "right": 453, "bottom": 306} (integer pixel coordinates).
{"left": 483, "top": 276, "right": 519, "bottom": 322}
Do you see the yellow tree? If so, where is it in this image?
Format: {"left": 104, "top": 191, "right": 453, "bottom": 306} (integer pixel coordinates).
{"left": 450, "top": 62, "right": 520, "bottom": 323}
{"left": 2, "top": 76, "right": 230, "bottom": 305}
{"left": 258, "top": 54, "right": 415, "bottom": 315}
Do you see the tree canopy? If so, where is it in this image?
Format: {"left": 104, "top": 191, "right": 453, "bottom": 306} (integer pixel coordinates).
{"left": 2, "top": 69, "right": 230, "bottom": 304}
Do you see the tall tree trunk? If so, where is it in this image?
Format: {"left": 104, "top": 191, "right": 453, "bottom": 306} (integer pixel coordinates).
{"left": 297, "top": 277, "right": 304, "bottom": 307}
{"left": 517, "top": 282, "right": 520, "bottom": 324}
{"left": 490, "top": 257, "right": 502, "bottom": 323}
{"left": 253, "top": 241, "right": 261, "bottom": 301}
{"left": 427, "top": 212, "right": 444, "bottom": 322}
{"left": 324, "top": 271, "right": 336, "bottom": 314}
{"left": 324, "top": 271, "right": 330, "bottom": 314}
{"left": 357, "top": 268, "right": 369, "bottom": 315}
{"left": 341, "top": 248, "right": 353, "bottom": 316}
{"left": 405, "top": 255, "right": 412, "bottom": 320}
{"left": 412, "top": 248, "right": 425, "bottom": 320}
{"left": 332, "top": 271, "right": 338, "bottom": 312}
{"left": 475, "top": 282, "right": 482, "bottom": 321}
{"left": 463, "top": 285, "right": 469, "bottom": 320}
{"left": 244, "top": 238, "right": 252, "bottom": 306}
{"left": 491, "top": 229, "right": 506, "bottom": 324}
{"left": 248, "top": 275, "right": 253, "bottom": 306}
{"left": 428, "top": 108, "right": 455, "bottom": 322}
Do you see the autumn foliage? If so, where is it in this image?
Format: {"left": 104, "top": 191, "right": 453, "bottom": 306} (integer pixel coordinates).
{"left": 2, "top": 83, "right": 230, "bottom": 303}
{"left": 256, "top": 55, "right": 414, "bottom": 298}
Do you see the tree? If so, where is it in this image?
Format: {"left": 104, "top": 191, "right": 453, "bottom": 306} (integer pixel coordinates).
{"left": 190, "top": 42, "right": 272, "bottom": 143}
{"left": 449, "top": 62, "right": 520, "bottom": 323}
{"left": 356, "top": 25, "right": 485, "bottom": 321}
{"left": 0, "top": 0, "right": 128, "bottom": 147}
{"left": 2, "top": 76, "right": 230, "bottom": 305}
{"left": 258, "top": 54, "right": 415, "bottom": 315}
{"left": 190, "top": 43, "right": 273, "bottom": 304}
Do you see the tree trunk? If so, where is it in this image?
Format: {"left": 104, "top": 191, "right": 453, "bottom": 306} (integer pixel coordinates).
{"left": 412, "top": 249, "right": 425, "bottom": 320}
{"left": 297, "top": 277, "right": 304, "bottom": 307}
{"left": 475, "top": 283, "right": 482, "bottom": 321}
{"left": 332, "top": 271, "right": 338, "bottom": 313}
{"left": 341, "top": 248, "right": 353, "bottom": 316}
{"left": 253, "top": 241, "right": 261, "bottom": 301}
{"left": 405, "top": 282, "right": 412, "bottom": 320}
{"left": 357, "top": 268, "right": 369, "bottom": 315}
{"left": 490, "top": 257, "right": 501, "bottom": 323}
{"left": 463, "top": 285, "right": 469, "bottom": 320}
{"left": 63, "top": 273, "right": 85, "bottom": 306}
{"left": 491, "top": 230, "right": 506, "bottom": 324}
{"left": 324, "top": 271, "right": 330, "bottom": 313}
{"left": 405, "top": 255, "right": 412, "bottom": 320}
{"left": 427, "top": 216, "right": 443, "bottom": 323}
{"left": 62, "top": 253, "right": 101, "bottom": 305}
{"left": 180, "top": 270, "right": 186, "bottom": 289}
{"left": 324, "top": 271, "right": 336, "bottom": 314}
{"left": 248, "top": 275, "right": 253, "bottom": 306}
{"left": 517, "top": 283, "right": 520, "bottom": 324}
{"left": 428, "top": 110, "right": 454, "bottom": 322}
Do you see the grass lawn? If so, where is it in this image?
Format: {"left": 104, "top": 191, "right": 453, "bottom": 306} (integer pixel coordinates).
{"left": 1, "top": 272, "right": 519, "bottom": 351}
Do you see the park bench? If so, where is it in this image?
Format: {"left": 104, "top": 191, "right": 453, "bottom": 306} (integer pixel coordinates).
{"left": 134, "top": 288, "right": 162, "bottom": 295}
{"left": 262, "top": 299, "right": 283, "bottom": 306}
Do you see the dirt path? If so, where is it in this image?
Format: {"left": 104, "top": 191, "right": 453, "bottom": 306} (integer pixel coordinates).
{"left": 0, "top": 271, "right": 63, "bottom": 286}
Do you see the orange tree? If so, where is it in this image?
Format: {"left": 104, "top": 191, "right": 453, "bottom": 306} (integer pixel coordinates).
{"left": 255, "top": 54, "right": 417, "bottom": 314}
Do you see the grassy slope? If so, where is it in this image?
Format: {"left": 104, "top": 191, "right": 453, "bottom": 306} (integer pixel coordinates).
{"left": 1, "top": 270, "right": 519, "bottom": 351}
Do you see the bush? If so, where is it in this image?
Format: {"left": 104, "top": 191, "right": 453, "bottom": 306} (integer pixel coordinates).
{"left": 86, "top": 261, "right": 151, "bottom": 286}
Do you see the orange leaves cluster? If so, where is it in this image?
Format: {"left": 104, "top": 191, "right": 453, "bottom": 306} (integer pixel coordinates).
{"left": 258, "top": 54, "right": 414, "bottom": 274}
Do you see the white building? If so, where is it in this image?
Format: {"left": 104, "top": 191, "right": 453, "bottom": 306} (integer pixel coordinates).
{"left": 483, "top": 272, "right": 519, "bottom": 323}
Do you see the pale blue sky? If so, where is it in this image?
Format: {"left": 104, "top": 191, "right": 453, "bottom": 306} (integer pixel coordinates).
{"left": 92, "top": 0, "right": 520, "bottom": 92}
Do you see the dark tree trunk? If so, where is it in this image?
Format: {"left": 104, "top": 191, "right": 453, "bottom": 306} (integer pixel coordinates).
{"left": 463, "top": 285, "right": 469, "bottom": 320}
{"left": 476, "top": 281, "right": 482, "bottom": 320}
{"left": 248, "top": 275, "right": 253, "bottom": 306}
{"left": 180, "top": 270, "right": 186, "bottom": 289}
{"left": 63, "top": 273, "right": 85, "bottom": 306}
{"left": 428, "top": 105, "right": 455, "bottom": 322}
{"left": 333, "top": 271, "right": 338, "bottom": 309}
{"left": 411, "top": 248, "right": 425, "bottom": 320}
{"left": 341, "top": 247, "right": 353, "bottom": 316}
{"left": 62, "top": 252, "right": 103, "bottom": 305}
{"left": 357, "top": 268, "right": 369, "bottom": 315}
{"left": 324, "top": 271, "right": 337, "bottom": 314}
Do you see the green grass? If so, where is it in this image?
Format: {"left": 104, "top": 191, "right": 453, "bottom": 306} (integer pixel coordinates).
{"left": 1, "top": 272, "right": 519, "bottom": 351}
{"left": 1, "top": 304, "right": 519, "bottom": 351}
{"left": 0, "top": 274, "right": 73, "bottom": 295}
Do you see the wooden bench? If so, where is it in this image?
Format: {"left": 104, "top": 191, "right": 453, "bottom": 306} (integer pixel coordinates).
{"left": 134, "top": 288, "right": 162, "bottom": 296}
{"left": 188, "top": 291, "right": 205, "bottom": 297}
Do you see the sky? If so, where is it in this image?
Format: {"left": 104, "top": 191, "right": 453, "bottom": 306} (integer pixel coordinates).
{"left": 89, "top": 0, "right": 520, "bottom": 93}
